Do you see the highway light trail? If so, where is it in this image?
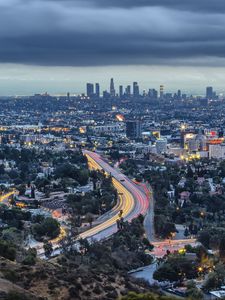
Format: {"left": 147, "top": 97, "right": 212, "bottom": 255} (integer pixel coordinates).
{"left": 0, "top": 190, "right": 17, "bottom": 203}
{"left": 81, "top": 150, "right": 149, "bottom": 240}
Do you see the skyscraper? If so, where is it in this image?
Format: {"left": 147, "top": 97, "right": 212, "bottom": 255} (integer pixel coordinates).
{"left": 160, "top": 85, "right": 164, "bottom": 99}
{"left": 148, "top": 89, "right": 158, "bottom": 99}
{"left": 95, "top": 83, "right": 100, "bottom": 98}
{"left": 206, "top": 86, "right": 213, "bottom": 99}
{"left": 110, "top": 78, "right": 115, "bottom": 97}
{"left": 133, "top": 82, "right": 139, "bottom": 97}
{"left": 86, "top": 83, "right": 94, "bottom": 97}
{"left": 125, "top": 85, "right": 131, "bottom": 96}
{"left": 119, "top": 85, "right": 123, "bottom": 98}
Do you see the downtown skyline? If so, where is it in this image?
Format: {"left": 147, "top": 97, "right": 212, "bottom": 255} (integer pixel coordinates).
{"left": 1, "top": 65, "right": 225, "bottom": 96}
{"left": 1, "top": 0, "right": 225, "bottom": 94}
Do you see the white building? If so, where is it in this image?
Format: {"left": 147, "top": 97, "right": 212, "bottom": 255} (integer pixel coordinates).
{"left": 209, "top": 143, "right": 225, "bottom": 159}
{"left": 91, "top": 123, "right": 125, "bottom": 134}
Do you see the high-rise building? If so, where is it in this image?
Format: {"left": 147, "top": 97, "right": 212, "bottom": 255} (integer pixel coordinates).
{"left": 148, "top": 89, "right": 158, "bottom": 99}
{"left": 206, "top": 86, "right": 213, "bottom": 99}
{"left": 133, "top": 82, "right": 139, "bottom": 97}
{"left": 126, "top": 120, "right": 142, "bottom": 139}
{"left": 86, "top": 83, "right": 94, "bottom": 97}
{"left": 110, "top": 78, "right": 115, "bottom": 97}
{"left": 160, "top": 85, "right": 164, "bottom": 99}
{"left": 119, "top": 85, "right": 123, "bottom": 98}
{"left": 95, "top": 83, "right": 100, "bottom": 98}
{"left": 177, "top": 90, "right": 181, "bottom": 100}
{"left": 125, "top": 85, "right": 131, "bottom": 96}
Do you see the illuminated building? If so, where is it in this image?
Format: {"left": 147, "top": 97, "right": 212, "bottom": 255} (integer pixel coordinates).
{"left": 182, "top": 132, "right": 195, "bottom": 149}
{"left": 116, "top": 114, "right": 125, "bottom": 122}
{"left": 188, "top": 138, "right": 199, "bottom": 152}
{"left": 185, "top": 132, "right": 207, "bottom": 153}
{"left": 195, "top": 132, "right": 207, "bottom": 151}
{"left": 91, "top": 123, "right": 125, "bottom": 134}
{"left": 79, "top": 126, "right": 86, "bottom": 134}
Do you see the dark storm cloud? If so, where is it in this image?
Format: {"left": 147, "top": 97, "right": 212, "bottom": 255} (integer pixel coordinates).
{"left": 0, "top": 0, "right": 225, "bottom": 66}
{"left": 48, "top": 0, "right": 225, "bottom": 14}
{"left": 80, "top": 0, "right": 225, "bottom": 12}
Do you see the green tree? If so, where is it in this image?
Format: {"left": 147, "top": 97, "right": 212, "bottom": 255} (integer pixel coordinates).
{"left": 186, "top": 281, "right": 203, "bottom": 300}
{"left": 203, "top": 263, "right": 225, "bottom": 291}
{"left": 153, "top": 254, "right": 197, "bottom": 282}
{"left": 32, "top": 217, "right": 60, "bottom": 240}
{"left": 219, "top": 235, "right": 225, "bottom": 259}
{"left": 0, "top": 239, "right": 16, "bottom": 261}
{"left": 86, "top": 212, "right": 94, "bottom": 228}
{"left": 43, "top": 241, "right": 53, "bottom": 258}
{"left": 22, "top": 248, "right": 37, "bottom": 265}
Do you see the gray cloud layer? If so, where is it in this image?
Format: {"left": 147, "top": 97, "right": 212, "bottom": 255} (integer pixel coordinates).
{"left": 0, "top": 0, "right": 225, "bottom": 66}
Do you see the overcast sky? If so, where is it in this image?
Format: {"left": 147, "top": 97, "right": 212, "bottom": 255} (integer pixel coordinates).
{"left": 1, "top": 0, "right": 225, "bottom": 95}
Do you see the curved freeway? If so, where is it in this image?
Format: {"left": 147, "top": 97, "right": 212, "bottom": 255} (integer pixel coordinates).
{"left": 81, "top": 150, "right": 149, "bottom": 241}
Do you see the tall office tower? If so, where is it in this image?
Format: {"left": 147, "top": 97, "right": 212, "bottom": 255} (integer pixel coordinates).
{"left": 206, "top": 86, "right": 213, "bottom": 99}
{"left": 95, "top": 83, "right": 100, "bottom": 98}
{"left": 160, "top": 85, "right": 164, "bottom": 99}
{"left": 86, "top": 83, "right": 94, "bottom": 97}
{"left": 126, "top": 120, "right": 142, "bottom": 139}
{"left": 177, "top": 89, "right": 181, "bottom": 100}
{"left": 148, "top": 89, "right": 158, "bottom": 99}
{"left": 110, "top": 78, "right": 115, "bottom": 97}
{"left": 67, "top": 92, "right": 70, "bottom": 100}
{"left": 119, "top": 85, "right": 123, "bottom": 98}
{"left": 125, "top": 85, "right": 131, "bottom": 96}
{"left": 133, "top": 82, "right": 139, "bottom": 97}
